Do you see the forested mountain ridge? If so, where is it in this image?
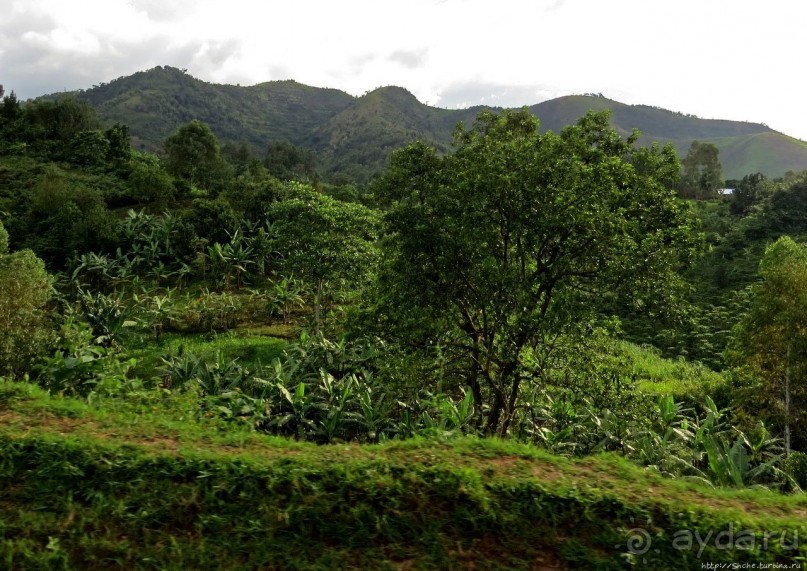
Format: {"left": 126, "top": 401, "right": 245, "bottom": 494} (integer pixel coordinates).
{"left": 63, "top": 65, "right": 355, "bottom": 151}
{"left": 45, "top": 65, "right": 807, "bottom": 181}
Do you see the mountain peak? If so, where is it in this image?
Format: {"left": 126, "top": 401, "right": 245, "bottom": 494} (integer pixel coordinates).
{"left": 362, "top": 85, "right": 420, "bottom": 104}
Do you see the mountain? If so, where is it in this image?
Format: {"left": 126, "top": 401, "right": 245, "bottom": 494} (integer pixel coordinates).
{"left": 51, "top": 66, "right": 807, "bottom": 183}
{"left": 307, "top": 86, "right": 484, "bottom": 182}
{"left": 69, "top": 65, "right": 354, "bottom": 151}
{"left": 531, "top": 95, "right": 807, "bottom": 179}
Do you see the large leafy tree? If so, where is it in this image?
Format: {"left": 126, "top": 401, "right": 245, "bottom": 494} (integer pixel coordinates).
{"left": 374, "top": 109, "right": 695, "bottom": 434}
{"left": 728, "top": 236, "right": 807, "bottom": 453}
{"left": 164, "top": 119, "right": 229, "bottom": 190}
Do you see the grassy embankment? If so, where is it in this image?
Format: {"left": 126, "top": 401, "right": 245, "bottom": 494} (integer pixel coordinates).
{"left": 1, "top": 380, "right": 805, "bottom": 570}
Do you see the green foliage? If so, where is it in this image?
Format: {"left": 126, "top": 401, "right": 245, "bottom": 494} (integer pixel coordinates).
{"left": 164, "top": 119, "right": 230, "bottom": 190}
{"left": 104, "top": 123, "right": 131, "bottom": 168}
{"left": 608, "top": 340, "right": 729, "bottom": 405}
{"left": 182, "top": 289, "right": 243, "bottom": 332}
{"left": 185, "top": 197, "right": 239, "bottom": 245}
{"left": 784, "top": 452, "right": 807, "bottom": 489}
{"left": 220, "top": 174, "right": 286, "bottom": 219}
{"left": 37, "top": 319, "right": 138, "bottom": 398}
{"left": 206, "top": 230, "right": 253, "bottom": 289}
{"left": 696, "top": 424, "right": 785, "bottom": 488}
{"left": 266, "top": 182, "right": 380, "bottom": 330}
{"left": 679, "top": 141, "right": 723, "bottom": 199}
{"left": 633, "top": 172, "right": 807, "bottom": 368}
{"left": 115, "top": 209, "right": 199, "bottom": 283}
{"left": 729, "top": 172, "right": 767, "bottom": 216}
{"left": 0, "top": 382, "right": 804, "bottom": 569}
{"left": 0, "top": 234, "right": 53, "bottom": 377}
{"left": 20, "top": 97, "right": 100, "bottom": 156}
{"left": 0, "top": 220, "right": 8, "bottom": 254}
{"left": 126, "top": 330, "right": 286, "bottom": 380}
{"left": 12, "top": 165, "right": 120, "bottom": 267}
{"left": 66, "top": 129, "right": 110, "bottom": 168}
{"left": 252, "top": 276, "right": 307, "bottom": 323}
{"left": 70, "top": 288, "right": 137, "bottom": 348}
{"left": 728, "top": 236, "right": 807, "bottom": 452}
{"left": 264, "top": 140, "right": 317, "bottom": 181}
{"left": 374, "top": 109, "right": 695, "bottom": 434}
{"left": 127, "top": 151, "right": 174, "bottom": 205}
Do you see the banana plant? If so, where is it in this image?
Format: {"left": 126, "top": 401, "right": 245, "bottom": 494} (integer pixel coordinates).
{"left": 70, "top": 252, "right": 122, "bottom": 291}
{"left": 245, "top": 221, "right": 277, "bottom": 276}
{"left": 268, "top": 276, "right": 306, "bottom": 323}
{"left": 699, "top": 432, "right": 776, "bottom": 488}
{"left": 354, "top": 377, "right": 393, "bottom": 442}
{"left": 207, "top": 231, "right": 254, "bottom": 289}
{"left": 72, "top": 288, "right": 138, "bottom": 348}
{"left": 315, "top": 370, "right": 359, "bottom": 442}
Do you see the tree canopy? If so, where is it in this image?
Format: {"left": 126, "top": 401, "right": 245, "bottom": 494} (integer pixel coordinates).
{"left": 729, "top": 235, "right": 807, "bottom": 453}
{"left": 680, "top": 140, "right": 723, "bottom": 199}
{"left": 373, "top": 109, "right": 696, "bottom": 434}
{"left": 265, "top": 183, "right": 380, "bottom": 330}
{"left": 164, "top": 119, "right": 229, "bottom": 190}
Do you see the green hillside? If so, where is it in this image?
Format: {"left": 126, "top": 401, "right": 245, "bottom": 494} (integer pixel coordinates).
{"left": 530, "top": 95, "right": 806, "bottom": 179}
{"left": 2, "top": 380, "right": 805, "bottom": 570}
{"left": 307, "top": 86, "right": 482, "bottom": 181}
{"left": 532, "top": 96, "right": 771, "bottom": 141}
{"left": 46, "top": 66, "right": 807, "bottom": 183}
{"left": 69, "top": 66, "right": 354, "bottom": 151}
{"left": 692, "top": 132, "right": 807, "bottom": 180}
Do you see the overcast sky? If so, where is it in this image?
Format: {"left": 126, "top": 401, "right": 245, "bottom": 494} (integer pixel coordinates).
{"left": 2, "top": 0, "right": 805, "bottom": 139}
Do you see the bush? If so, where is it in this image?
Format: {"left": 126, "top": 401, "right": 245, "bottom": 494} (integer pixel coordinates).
{"left": 784, "top": 452, "right": 807, "bottom": 489}
{"left": 0, "top": 227, "right": 53, "bottom": 377}
{"left": 37, "top": 319, "right": 137, "bottom": 397}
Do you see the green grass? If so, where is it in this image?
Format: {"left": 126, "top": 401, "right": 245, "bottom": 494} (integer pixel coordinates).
{"left": 610, "top": 340, "right": 728, "bottom": 402}
{"left": 0, "top": 380, "right": 805, "bottom": 570}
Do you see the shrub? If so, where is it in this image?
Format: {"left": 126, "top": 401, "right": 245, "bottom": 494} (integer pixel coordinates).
{"left": 0, "top": 227, "right": 53, "bottom": 377}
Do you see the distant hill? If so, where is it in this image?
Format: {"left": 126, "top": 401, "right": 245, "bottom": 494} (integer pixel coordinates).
{"left": 531, "top": 95, "right": 807, "bottom": 179}
{"left": 67, "top": 66, "right": 354, "bottom": 151}
{"left": 48, "top": 66, "right": 807, "bottom": 183}
{"left": 307, "top": 86, "right": 483, "bottom": 182}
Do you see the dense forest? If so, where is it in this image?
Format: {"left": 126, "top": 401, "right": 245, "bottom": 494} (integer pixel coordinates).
{"left": 1, "top": 85, "right": 807, "bottom": 569}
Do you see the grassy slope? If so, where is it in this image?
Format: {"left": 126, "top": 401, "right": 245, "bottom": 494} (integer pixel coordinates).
{"left": 608, "top": 340, "right": 727, "bottom": 402}
{"left": 698, "top": 133, "right": 807, "bottom": 180}
{"left": 1, "top": 380, "right": 805, "bottom": 570}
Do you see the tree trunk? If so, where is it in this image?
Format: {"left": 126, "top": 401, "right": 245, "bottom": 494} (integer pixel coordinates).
{"left": 499, "top": 375, "right": 522, "bottom": 437}
{"left": 463, "top": 318, "right": 484, "bottom": 427}
{"left": 785, "top": 343, "right": 792, "bottom": 456}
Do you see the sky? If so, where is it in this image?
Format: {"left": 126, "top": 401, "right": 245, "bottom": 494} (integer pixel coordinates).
{"left": 2, "top": 0, "right": 806, "bottom": 140}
